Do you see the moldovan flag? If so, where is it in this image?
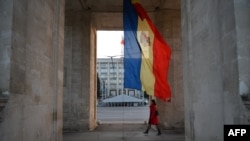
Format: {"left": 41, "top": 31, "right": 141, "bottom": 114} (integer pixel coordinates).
{"left": 123, "top": 0, "right": 172, "bottom": 101}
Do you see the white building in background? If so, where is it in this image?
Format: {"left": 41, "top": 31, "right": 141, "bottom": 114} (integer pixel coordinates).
{"left": 96, "top": 57, "right": 144, "bottom": 100}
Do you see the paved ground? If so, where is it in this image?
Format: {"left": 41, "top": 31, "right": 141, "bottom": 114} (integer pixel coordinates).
{"left": 63, "top": 124, "right": 185, "bottom": 141}
{"left": 63, "top": 106, "right": 185, "bottom": 141}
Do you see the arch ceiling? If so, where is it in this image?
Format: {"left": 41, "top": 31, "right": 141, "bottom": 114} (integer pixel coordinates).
{"left": 66, "top": 0, "right": 180, "bottom": 12}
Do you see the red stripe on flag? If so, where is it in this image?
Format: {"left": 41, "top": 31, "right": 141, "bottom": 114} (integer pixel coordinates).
{"left": 133, "top": 2, "right": 171, "bottom": 101}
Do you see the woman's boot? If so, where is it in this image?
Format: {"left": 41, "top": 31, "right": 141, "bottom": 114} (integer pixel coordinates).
{"left": 156, "top": 125, "right": 161, "bottom": 136}
{"left": 143, "top": 125, "right": 151, "bottom": 134}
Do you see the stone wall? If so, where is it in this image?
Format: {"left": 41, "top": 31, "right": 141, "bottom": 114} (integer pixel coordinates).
{"left": 0, "top": 0, "right": 12, "bottom": 94}
{"left": 0, "top": 0, "right": 65, "bottom": 141}
{"left": 234, "top": 0, "right": 250, "bottom": 99}
{"left": 63, "top": 10, "right": 93, "bottom": 131}
{"left": 182, "top": 0, "right": 250, "bottom": 141}
{"left": 154, "top": 10, "right": 184, "bottom": 129}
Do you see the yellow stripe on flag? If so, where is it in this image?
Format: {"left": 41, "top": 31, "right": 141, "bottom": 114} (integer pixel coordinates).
{"left": 137, "top": 18, "right": 155, "bottom": 96}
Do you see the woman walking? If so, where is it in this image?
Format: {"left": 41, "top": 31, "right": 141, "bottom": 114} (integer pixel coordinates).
{"left": 144, "top": 99, "right": 161, "bottom": 135}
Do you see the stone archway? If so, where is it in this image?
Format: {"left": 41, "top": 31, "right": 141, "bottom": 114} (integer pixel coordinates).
{"left": 63, "top": 1, "right": 250, "bottom": 141}
{"left": 63, "top": 0, "right": 184, "bottom": 132}
{"left": 1, "top": 0, "right": 249, "bottom": 141}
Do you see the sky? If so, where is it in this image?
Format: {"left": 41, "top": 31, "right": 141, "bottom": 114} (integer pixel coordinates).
{"left": 97, "top": 30, "right": 124, "bottom": 58}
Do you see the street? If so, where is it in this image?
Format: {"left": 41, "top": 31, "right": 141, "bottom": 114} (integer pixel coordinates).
{"left": 97, "top": 106, "right": 149, "bottom": 123}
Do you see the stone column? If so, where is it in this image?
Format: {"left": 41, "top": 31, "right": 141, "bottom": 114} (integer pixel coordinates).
{"left": 63, "top": 10, "right": 95, "bottom": 131}
{"left": 234, "top": 0, "right": 250, "bottom": 101}
{"left": 0, "top": 0, "right": 64, "bottom": 141}
{"left": 182, "top": 0, "right": 246, "bottom": 141}
{"left": 89, "top": 23, "right": 97, "bottom": 131}
{"left": 0, "top": 0, "right": 12, "bottom": 94}
{"left": 154, "top": 10, "right": 184, "bottom": 129}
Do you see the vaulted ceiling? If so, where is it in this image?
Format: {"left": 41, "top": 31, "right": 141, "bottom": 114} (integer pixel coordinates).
{"left": 66, "top": 0, "right": 180, "bottom": 12}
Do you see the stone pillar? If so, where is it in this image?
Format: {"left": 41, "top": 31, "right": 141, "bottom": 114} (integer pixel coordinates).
{"left": 64, "top": 10, "right": 96, "bottom": 131}
{"left": 234, "top": 0, "right": 250, "bottom": 99}
{"left": 154, "top": 10, "right": 184, "bottom": 129}
{"left": 182, "top": 0, "right": 246, "bottom": 141}
{"left": 89, "top": 23, "right": 97, "bottom": 131}
{"left": 0, "top": 0, "right": 12, "bottom": 95}
{"left": 0, "top": 0, "right": 64, "bottom": 141}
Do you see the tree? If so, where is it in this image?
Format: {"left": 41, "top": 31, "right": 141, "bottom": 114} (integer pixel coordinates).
{"left": 97, "top": 73, "right": 101, "bottom": 99}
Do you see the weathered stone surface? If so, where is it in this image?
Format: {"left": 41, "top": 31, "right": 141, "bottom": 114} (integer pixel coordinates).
{"left": 182, "top": 0, "right": 250, "bottom": 141}
{"left": 0, "top": 0, "right": 64, "bottom": 141}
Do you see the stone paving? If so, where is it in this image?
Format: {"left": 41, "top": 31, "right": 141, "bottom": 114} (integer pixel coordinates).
{"left": 64, "top": 106, "right": 185, "bottom": 141}
{"left": 63, "top": 124, "right": 185, "bottom": 141}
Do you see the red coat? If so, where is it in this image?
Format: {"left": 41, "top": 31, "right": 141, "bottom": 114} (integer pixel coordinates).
{"left": 148, "top": 104, "right": 159, "bottom": 125}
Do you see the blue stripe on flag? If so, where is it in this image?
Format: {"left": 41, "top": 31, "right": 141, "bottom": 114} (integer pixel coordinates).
{"left": 123, "top": 0, "right": 142, "bottom": 90}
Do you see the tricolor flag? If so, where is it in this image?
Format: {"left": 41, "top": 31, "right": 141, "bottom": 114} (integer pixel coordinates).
{"left": 123, "top": 0, "right": 172, "bottom": 101}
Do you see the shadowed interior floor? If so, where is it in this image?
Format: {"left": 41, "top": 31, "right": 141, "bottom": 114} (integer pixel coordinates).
{"left": 63, "top": 123, "right": 185, "bottom": 141}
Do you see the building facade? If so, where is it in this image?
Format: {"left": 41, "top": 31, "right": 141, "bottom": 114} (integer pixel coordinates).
{"left": 97, "top": 58, "right": 143, "bottom": 99}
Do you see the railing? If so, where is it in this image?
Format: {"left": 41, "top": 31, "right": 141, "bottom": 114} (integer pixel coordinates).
{"left": 241, "top": 94, "right": 250, "bottom": 124}
{"left": 242, "top": 94, "right": 250, "bottom": 110}
{"left": 0, "top": 90, "right": 9, "bottom": 123}
{"left": 244, "top": 101, "right": 250, "bottom": 110}
{"left": 0, "top": 97, "right": 8, "bottom": 110}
